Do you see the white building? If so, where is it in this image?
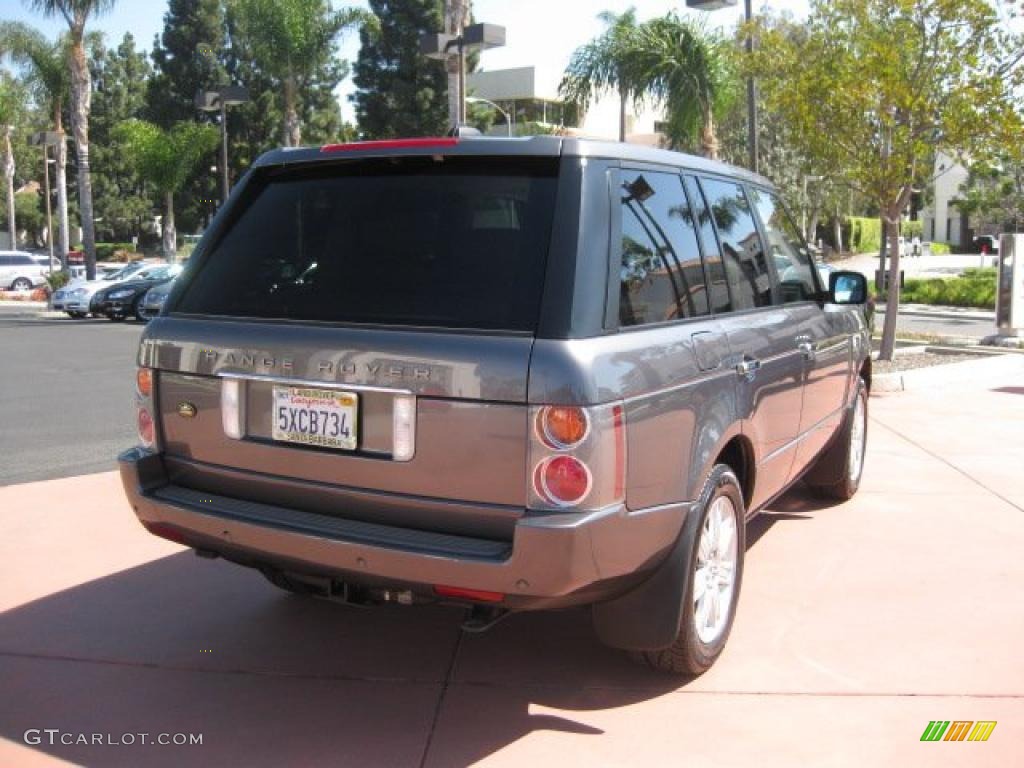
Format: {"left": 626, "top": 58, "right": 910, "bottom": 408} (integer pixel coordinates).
{"left": 920, "top": 151, "right": 970, "bottom": 248}
{"left": 465, "top": 65, "right": 666, "bottom": 144}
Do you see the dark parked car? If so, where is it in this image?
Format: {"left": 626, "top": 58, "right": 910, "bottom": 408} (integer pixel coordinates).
{"left": 93, "top": 264, "right": 182, "bottom": 321}
{"left": 137, "top": 277, "right": 180, "bottom": 321}
{"left": 120, "top": 136, "right": 870, "bottom": 676}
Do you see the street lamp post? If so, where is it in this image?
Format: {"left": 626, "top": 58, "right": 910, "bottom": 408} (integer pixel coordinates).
{"left": 420, "top": 23, "right": 506, "bottom": 132}
{"left": 28, "top": 131, "right": 62, "bottom": 275}
{"left": 195, "top": 86, "right": 250, "bottom": 204}
{"left": 687, "top": 0, "right": 758, "bottom": 174}
{"left": 466, "top": 96, "right": 512, "bottom": 136}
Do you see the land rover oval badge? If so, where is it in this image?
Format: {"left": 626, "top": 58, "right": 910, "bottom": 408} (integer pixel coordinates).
{"left": 177, "top": 402, "right": 198, "bottom": 418}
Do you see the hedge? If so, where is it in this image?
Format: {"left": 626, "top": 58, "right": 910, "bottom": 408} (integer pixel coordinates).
{"left": 848, "top": 217, "right": 882, "bottom": 254}
{"left": 901, "top": 268, "right": 996, "bottom": 309}
{"left": 95, "top": 242, "right": 136, "bottom": 261}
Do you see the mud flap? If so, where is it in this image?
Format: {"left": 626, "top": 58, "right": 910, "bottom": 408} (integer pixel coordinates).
{"left": 592, "top": 503, "right": 699, "bottom": 652}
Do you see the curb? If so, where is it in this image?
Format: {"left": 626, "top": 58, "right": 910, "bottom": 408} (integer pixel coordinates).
{"left": 877, "top": 304, "right": 995, "bottom": 322}
{"left": 873, "top": 352, "right": 1024, "bottom": 393}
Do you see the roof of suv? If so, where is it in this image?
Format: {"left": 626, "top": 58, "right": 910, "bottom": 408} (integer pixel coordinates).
{"left": 252, "top": 135, "right": 771, "bottom": 188}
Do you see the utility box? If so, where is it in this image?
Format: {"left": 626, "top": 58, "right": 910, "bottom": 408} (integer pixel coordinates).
{"left": 997, "top": 234, "right": 1024, "bottom": 336}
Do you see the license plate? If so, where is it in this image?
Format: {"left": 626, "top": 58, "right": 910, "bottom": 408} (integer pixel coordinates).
{"left": 272, "top": 386, "right": 358, "bottom": 451}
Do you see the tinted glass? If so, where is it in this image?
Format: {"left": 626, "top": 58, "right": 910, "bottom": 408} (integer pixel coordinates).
{"left": 699, "top": 178, "right": 772, "bottom": 310}
{"left": 174, "top": 158, "right": 558, "bottom": 331}
{"left": 618, "top": 171, "right": 709, "bottom": 327}
{"left": 749, "top": 188, "right": 819, "bottom": 302}
{"left": 0, "top": 256, "right": 10, "bottom": 266}
{"left": 684, "top": 176, "right": 731, "bottom": 314}
{"left": 14, "top": 255, "right": 34, "bottom": 265}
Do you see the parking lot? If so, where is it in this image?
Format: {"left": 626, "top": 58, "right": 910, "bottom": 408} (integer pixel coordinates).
{"left": 0, "top": 314, "right": 1022, "bottom": 766}
{"left": 0, "top": 312, "right": 141, "bottom": 485}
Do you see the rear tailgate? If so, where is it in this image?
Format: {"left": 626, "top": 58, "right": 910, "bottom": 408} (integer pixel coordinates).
{"left": 144, "top": 153, "right": 560, "bottom": 539}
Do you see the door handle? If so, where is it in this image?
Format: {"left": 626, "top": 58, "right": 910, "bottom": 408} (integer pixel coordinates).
{"left": 736, "top": 357, "right": 762, "bottom": 377}
{"left": 796, "top": 336, "right": 816, "bottom": 361}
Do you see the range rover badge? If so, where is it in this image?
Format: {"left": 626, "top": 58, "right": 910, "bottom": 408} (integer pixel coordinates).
{"left": 178, "top": 402, "right": 198, "bottom": 418}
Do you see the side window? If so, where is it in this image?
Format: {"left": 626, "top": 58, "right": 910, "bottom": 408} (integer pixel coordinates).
{"left": 15, "top": 255, "right": 34, "bottom": 266}
{"left": 698, "top": 178, "right": 772, "bottom": 310}
{"left": 0, "top": 255, "right": 11, "bottom": 266}
{"left": 748, "top": 188, "right": 819, "bottom": 302}
{"left": 684, "top": 176, "right": 731, "bottom": 314}
{"left": 618, "top": 170, "right": 709, "bottom": 327}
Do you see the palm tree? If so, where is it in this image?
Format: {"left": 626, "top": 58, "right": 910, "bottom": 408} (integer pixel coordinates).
{"left": 0, "top": 75, "right": 23, "bottom": 249}
{"left": 114, "top": 119, "right": 219, "bottom": 260}
{"left": 228, "top": 0, "right": 377, "bottom": 147}
{"left": 630, "top": 14, "right": 734, "bottom": 159}
{"left": 0, "top": 22, "right": 71, "bottom": 266}
{"left": 27, "top": 0, "right": 117, "bottom": 280}
{"left": 559, "top": 8, "right": 641, "bottom": 142}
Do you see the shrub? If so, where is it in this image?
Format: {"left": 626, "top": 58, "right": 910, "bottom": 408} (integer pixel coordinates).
{"left": 45, "top": 271, "right": 70, "bottom": 291}
{"left": 849, "top": 217, "right": 882, "bottom": 253}
{"left": 95, "top": 242, "right": 136, "bottom": 261}
{"left": 903, "top": 220, "right": 924, "bottom": 239}
{"left": 901, "top": 268, "right": 996, "bottom": 308}
{"left": 928, "top": 242, "right": 951, "bottom": 255}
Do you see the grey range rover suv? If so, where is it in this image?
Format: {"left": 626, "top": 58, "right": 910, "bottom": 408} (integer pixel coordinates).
{"left": 120, "top": 136, "right": 870, "bottom": 675}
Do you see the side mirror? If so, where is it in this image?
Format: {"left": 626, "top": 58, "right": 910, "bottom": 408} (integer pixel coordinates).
{"left": 828, "top": 271, "right": 867, "bottom": 305}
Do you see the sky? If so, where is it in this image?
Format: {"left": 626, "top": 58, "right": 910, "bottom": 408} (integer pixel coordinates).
{"left": 0, "top": 0, "right": 813, "bottom": 122}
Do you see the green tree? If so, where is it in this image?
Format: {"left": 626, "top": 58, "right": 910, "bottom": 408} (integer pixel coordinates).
{"left": 27, "top": 0, "right": 119, "bottom": 280}
{"left": 90, "top": 33, "right": 152, "bottom": 242}
{"left": 228, "top": 0, "right": 374, "bottom": 147}
{"left": 352, "top": 0, "right": 447, "bottom": 139}
{"left": 147, "top": 0, "right": 226, "bottom": 127}
{"left": 147, "top": 0, "right": 228, "bottom": 234}
{"left": 0, "top": 74, "right": 25, "bottom": 248}
{"left": 629, "top": 13, "right": 735, "bottom": 157}
{"left": 559, "top": 8, "right": 641, "bottom": 143}
{"left": 955, "top": 153, "right": 1024, "bottom": 234}
{"left": 114, "top": 119, "right": 218, "bottom": 259}
{"left": 0, "top": 22, "right": 72, "bottom": 264}
{"left": 754, "top": 0, "right": 1024, "bottom": 360}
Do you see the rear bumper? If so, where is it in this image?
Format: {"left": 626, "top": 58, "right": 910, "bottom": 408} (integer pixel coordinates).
{"left": 119, "top": 448, "right": 690, "bottom": 606}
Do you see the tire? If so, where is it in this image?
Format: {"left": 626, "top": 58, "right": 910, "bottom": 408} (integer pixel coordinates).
{"left": 107, "top": 313, "right": 125, "bottom": 322}
{"left": 805, "top": 379, "right": 868, "bottom": 501}
{"left": 11, "top": 277, "right": 32, "bottom": 291}
{"left": 67, "top": 311, "right": 87, "bottom": 319}
{"left": 632, "top": 464, "right": 746, "bottom": 676}
{"left": 133, "top": 300, "right": 146, "bottom": 322}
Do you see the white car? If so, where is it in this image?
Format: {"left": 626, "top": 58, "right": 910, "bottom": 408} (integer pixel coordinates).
{"left": 52, "top": 261, "right": 150, "bottom": 318}
{"left": 0, "top": 251, "right": 49, "bottom": 291}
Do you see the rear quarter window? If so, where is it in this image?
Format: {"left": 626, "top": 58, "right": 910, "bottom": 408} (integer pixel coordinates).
{"left": 174, "top": 157, "right": 558, "bottom": 332}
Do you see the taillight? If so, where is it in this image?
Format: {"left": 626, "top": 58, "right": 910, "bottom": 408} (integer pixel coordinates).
{"left": 537, "top": 405, "right": 589, "bottom": 449}
{"left": 536, "top": 455, "right": 592, "bottom": 507}
{"left": 433, "top": 585, "right": 504, "bottom": 603}
{"left": 528, "top": 402, "right": 626, "bottom": 512}
{"left": 137, "top": 405, "right": 155, "bottom": 448}
{"left": 136, "top": 368, "right": 153, "bottom": 398}
{"left": 136, "top": 366, "right": 158, "bottom": 450}
{"left": 321, "top": 137, "right": 459, "bottom": 153}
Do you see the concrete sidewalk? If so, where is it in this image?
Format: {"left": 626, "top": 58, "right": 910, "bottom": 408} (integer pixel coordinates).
{"left": 1, "top": 367, "right": 1022, "bottom": 766}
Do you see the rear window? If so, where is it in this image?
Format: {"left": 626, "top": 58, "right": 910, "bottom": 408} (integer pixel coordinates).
{"left": 174, "top": 157, "right": 558, "bottom": 331}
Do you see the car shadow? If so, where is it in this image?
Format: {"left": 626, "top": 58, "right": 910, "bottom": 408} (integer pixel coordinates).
{"left": 0, "top": 484, "right": 839, "bottom": 767}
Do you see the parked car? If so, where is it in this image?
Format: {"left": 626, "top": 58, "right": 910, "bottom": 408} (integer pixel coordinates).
{"left": 972, "top": 235, "right": 1000, "bottom": 255}
{"left": 52, "top": 261, "right": 151, "bottom": 318}
{"left": 94, "top": 264, "right": 183, "bottom": 321}
{"left": 0, "top": 251, "right": 49, "bottom": 290}
{"left": 120, "top": 137, "right": 870, "bottom": 676}
{"left": 137, "top": 278, "right": 178, "bottom": 321}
